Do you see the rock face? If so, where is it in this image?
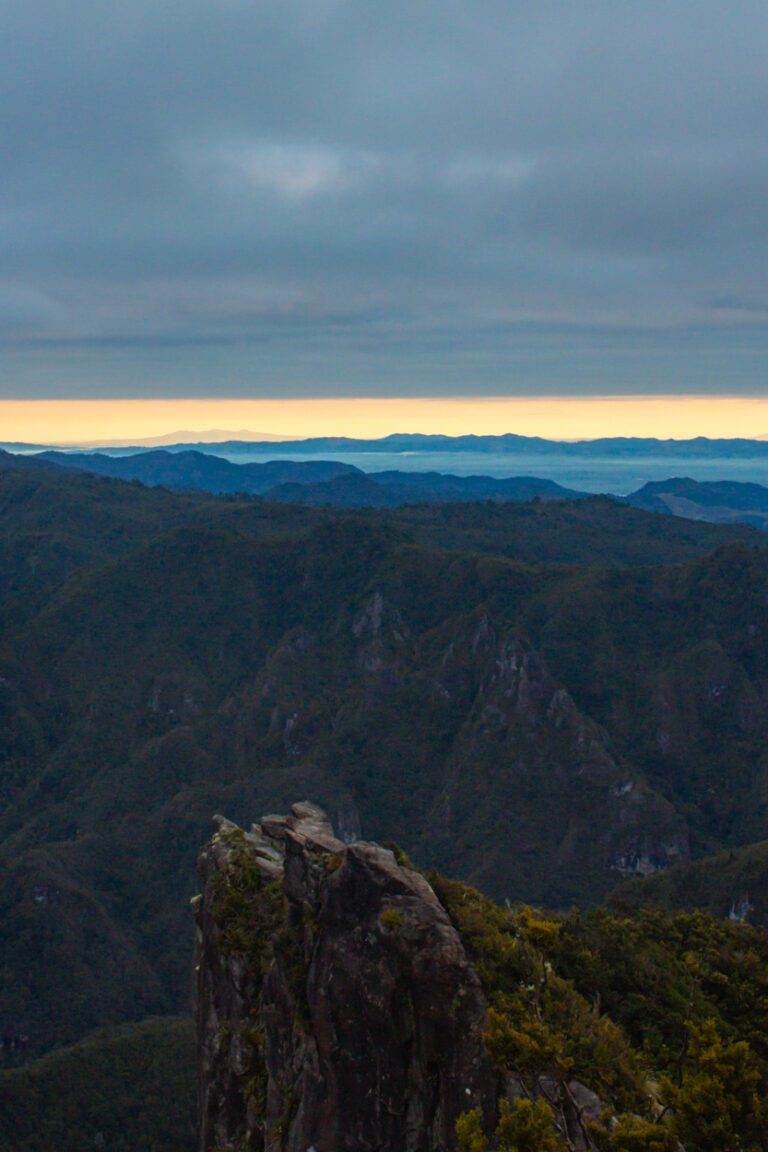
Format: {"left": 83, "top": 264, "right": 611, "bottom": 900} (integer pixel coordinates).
{"left": 195, "top": 803, "right": 497, "bottom": 1152}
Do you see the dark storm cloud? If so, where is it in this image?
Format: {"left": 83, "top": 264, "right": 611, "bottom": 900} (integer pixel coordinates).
{"left": 3, "top": 0, "right": 768, "bottom": 396}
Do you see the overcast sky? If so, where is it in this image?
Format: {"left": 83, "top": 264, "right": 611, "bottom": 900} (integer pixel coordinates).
{"left": 3, "top": 0, "right": 768, "bottom": 399}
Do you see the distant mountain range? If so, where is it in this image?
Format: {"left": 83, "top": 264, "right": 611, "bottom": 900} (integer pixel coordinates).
{"left": 121, "top": 432, "right": 768, "bottom": 458}
{"left": 55, "top": 428, "right": 297, "bottom": 448}
{"left": 139, "top": 432, "right": 768, "bottom": 458}
{"left": 34, "top": 449, "right": 360, "bottom": 496}
{"left": 12, "top": 447, "right": 768, "bottom": 529}
{"left": 31, "top": 448, "right": 585, "bottom": 505}
{"left": 11, "top": 430, "right": 768, "bottom": 458}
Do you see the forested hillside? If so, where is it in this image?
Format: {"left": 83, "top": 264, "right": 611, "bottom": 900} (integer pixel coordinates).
{"left": 3, "top": 452, "right": 768, "bottom": 1148}
{"left": 628, "top": 476, "right": 768, "bottom": 529}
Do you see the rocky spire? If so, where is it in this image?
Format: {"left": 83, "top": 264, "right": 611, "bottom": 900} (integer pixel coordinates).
{"left": 194, "top": 802, "right": 497, "bottom": 1152}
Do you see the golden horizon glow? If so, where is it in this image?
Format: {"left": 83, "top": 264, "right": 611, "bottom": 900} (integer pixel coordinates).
{"left": 3, "top": 395, "right": 768, "bottom": 444}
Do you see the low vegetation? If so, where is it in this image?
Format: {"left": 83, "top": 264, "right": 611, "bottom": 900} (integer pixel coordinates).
{"left": 434, "top": 876, "right": 768, "bottom": 1150}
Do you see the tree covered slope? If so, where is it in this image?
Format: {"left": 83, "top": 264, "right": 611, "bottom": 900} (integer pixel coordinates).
{"left": 2, "top": 451, "right": 768, "bottom": 1108}
{"left": 628, "top": 476, "right": 768, "bottom": 529}
{"left": 0, "top": 1017, "right": 195, "bottom": 1152}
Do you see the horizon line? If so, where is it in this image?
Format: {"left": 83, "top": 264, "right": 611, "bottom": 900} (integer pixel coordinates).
{"left": 3, "top": 395, "right": 768, "bottom": 443}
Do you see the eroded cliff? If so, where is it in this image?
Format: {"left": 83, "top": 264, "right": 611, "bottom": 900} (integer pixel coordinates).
{"left": 195, "top": 803, "right": 496, "bottom": 1152}
{"left": 195, "top": 804, "right": 768, "bottom": 1152}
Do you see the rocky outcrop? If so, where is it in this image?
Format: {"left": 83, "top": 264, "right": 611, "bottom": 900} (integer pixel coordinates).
{"left": 423, "top": 615, "right": 689, "bottom": 901}
{"left": 195, "top": 803, "right": 497, "bottom": 1152}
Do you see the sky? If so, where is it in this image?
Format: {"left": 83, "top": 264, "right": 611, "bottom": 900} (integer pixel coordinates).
{"left": 5, "top": 396, "right": 768, "bottom": 444}
{"left": 3, "top": 1, "right": 768, "bottom": 437}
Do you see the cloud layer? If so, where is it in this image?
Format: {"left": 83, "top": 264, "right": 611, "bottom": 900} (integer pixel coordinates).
{"left": 3, "top": 1, "right": 768, "bottom": 397}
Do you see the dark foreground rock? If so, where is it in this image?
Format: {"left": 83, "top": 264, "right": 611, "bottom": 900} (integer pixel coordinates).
{"left": 195, "top": 803, "right": 497, "bottom": 1152}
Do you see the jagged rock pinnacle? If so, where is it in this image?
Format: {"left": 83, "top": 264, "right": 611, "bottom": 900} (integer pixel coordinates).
{"left": 195, "top": 802, "right": 496, "bottom": 1152}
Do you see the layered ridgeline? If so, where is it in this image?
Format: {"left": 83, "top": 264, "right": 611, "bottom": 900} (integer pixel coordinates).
{"left": 33, "top": 447, "right": 585, "bottom": 505}
{"left": 18, "top": 446, "right": 768, "bottom": 527}
{"left": 198, "top": 804, "right": 768, "bottom": 1152}
{"left": 4, "top": 452, "right": 768, "bottom": 1146}
{"left": 27, "top": 431, "right": 768, "bottom": 457}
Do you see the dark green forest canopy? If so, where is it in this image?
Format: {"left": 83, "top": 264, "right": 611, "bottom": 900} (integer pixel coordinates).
{"left": 0, "top": 1018, "right": 195, "bottom": 1152}
{"left": 2, "top": 453, "right": 768, "bottom": 1148}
